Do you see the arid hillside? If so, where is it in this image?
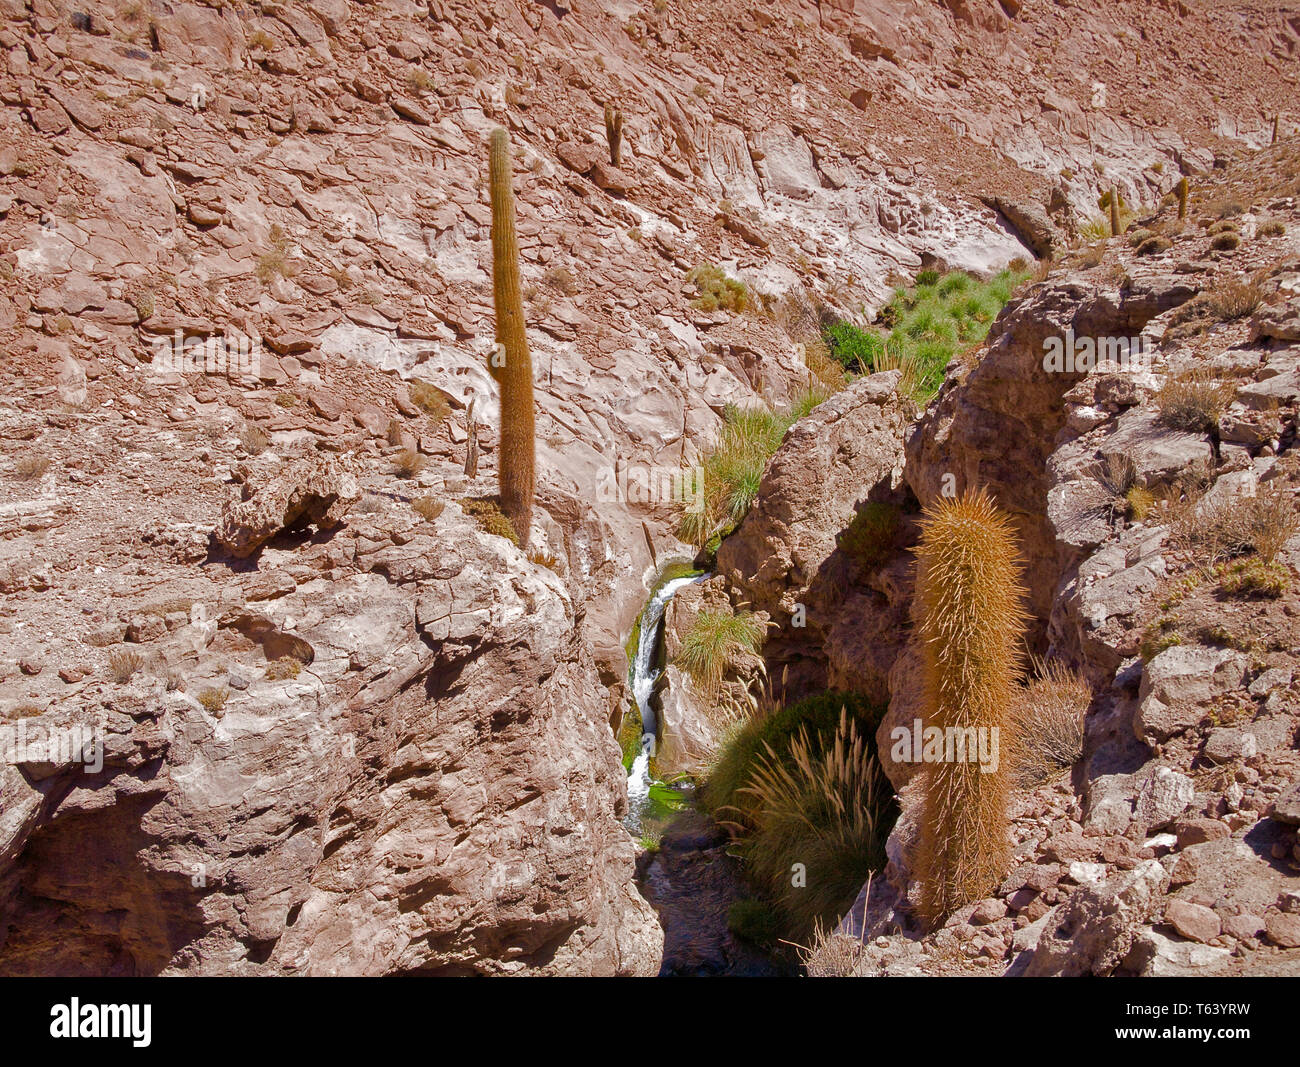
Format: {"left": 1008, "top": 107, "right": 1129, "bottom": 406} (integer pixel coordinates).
{"left": 0, "top": 0, "right": 1297, "bottom": 975}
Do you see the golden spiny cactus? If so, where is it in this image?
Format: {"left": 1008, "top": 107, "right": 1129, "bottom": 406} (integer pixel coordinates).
{"left": 912, "top": 488, "right": 1028, "bottom": 929}
{"left": 604, "top": 103, "right": 623, "bottom": 166}
{"left": 488, "top": 127, "right": 535, "bottom": 548}
{"left": 1175, "top": 177, "right": 1189, "bottom": 220}
{"left": 1109, "top": 185, "right": 1121, "bottom": 236}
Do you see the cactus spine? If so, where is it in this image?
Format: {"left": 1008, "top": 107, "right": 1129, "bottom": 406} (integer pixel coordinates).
{"left": 912, "top": 488, "right": 1028, "bottom": 929}
{"left": 1175, "top": 176, "right": 1189, "bottom": 220}
{"left": 488, "top": 127, "right": 535, "bottom": 547}
{"left": 604, "top": 103, "right": 623, "bottom": 166}
{"left": 1109, "top": 184, "right": 1121, "bottom": 236}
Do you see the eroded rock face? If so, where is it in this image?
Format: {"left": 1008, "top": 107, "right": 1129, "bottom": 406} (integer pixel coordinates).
{"left": 214, "top": 453, "right": 360, "bottom": 559}
{"left": 0, "top": 503, "right": 660, "bottom": 976}
{"left": 716, "top": 371, "right": 912, "bottom": 701}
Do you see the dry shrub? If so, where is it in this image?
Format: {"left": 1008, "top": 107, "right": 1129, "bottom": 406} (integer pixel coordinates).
{"left": 13, "top": 454, "right": 51, "bottom": 479}
{"left": 1171, "top": 483, "right": 1297, "bottom": 568}
{"left": 1009, "top": 660, "right": 1091, "bottom": 787}
{"left": 1210, "top": 231, "right": 1241, "bottom": 251}
{"left": 197, "top": 686, "right": 229, "bottom": 713}
{"left": 796, "top": 912, "right": 869, "bottom": 978}
{"left": 412, "top": 495, "right": 445, "bottom": 521}
{"left": 1206, "top": 278, "right": 1264, "bottom": 320}
{"left": 264, "top": 656, "right": 302, "bottom": 680}
{"left": 1156, "top": 369, "right": 1234, "bottom": 435}
{"left": 408, "top": 381, "right": 450, "bottom": 423}
{"left": 239, "top": 424, "right": 270, "bottom": 455}
{"left": 392, "top": 448, "right": 426, "bottom": 478}
{"left": 108, "top": 648, "right": 145, "bottom": 684}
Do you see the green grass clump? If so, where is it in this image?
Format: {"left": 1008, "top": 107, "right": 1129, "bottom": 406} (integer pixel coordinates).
{"left": 822, "top": 267, "right": 1028, "bottom": 404}
{"left": 727, "top": 899, "right": 782, "bottom": 945}
{"left": 674, "top": 609, "right": 766, "bottom": 698}
{"left": 704, "top": 691, "right": 885, "bottom": 818}
{"left": 678, "top": 401, "right": 817, "bottom": 545}
{"left": 724, "top": 702, "right": 895, "bottom": 940}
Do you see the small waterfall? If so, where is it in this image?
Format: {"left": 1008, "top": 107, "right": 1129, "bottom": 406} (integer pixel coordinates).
{"left": 625, "top": 573, "right": 703, "bottom": 832}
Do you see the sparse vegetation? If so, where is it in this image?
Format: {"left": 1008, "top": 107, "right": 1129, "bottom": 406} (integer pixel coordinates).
{"left": 462, "top": 496, "right": 520, "bottom": 546}
{"left": 1210, "top": 230, "right": 1241, "bottom": 251}
{"left": 1217, "top": 558, "right": 1290, "bottom": 598}
{"left": 687, "top": 263, "right": 750, "bottom": 313}
{"left": 837, "top": 501, "right": 902, "bottom": 568}
{"left": 1156, "top": 369, "right": 1234, "bottom": 435}
{"left": 108, "top": 649, "right": 146, "bottom": 684}
{"left": 408, "top": 381, "right": 451, "bottom": 423}
{"left": 412, "top": 495, "right": 445, "bottom": 521}
{"left": 264, "top": 657, "right": 302, "bottom": 680}
{"left": 239, "top": 424, "right": 270, "bottom": 455}
{"left": 197, "top": 686, "right": 230, "bottom": 713}
{"left": 392, "top": 448, "right": 426, "bottom": 479}
{"left": 256, "top": 224, "right": 298, "bottom": 284}
{"left": 13, "top": 454, "right": 51, "bottom": 480}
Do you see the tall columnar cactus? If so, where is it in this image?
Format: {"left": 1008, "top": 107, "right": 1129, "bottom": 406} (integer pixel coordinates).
{"left": 604, "top": 103, "right": 623, "bottom": 166}
{"left": 488, "top": 127, "right": 535, "bottom": 547}
{"left": 1175, "top": 177, "right": 1189, "bottom": 220}
{"left": 1272, "top": 115, "right": 1280, "bottom": 145}
{"left": 912, "top": 488, "right": 1028, "bottom": 929}
{"left": 1109, "top": 185, "right": 1121, "bottom": 236}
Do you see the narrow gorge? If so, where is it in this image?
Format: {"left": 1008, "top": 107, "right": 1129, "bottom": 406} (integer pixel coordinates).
{"left": 0, "top": 0, "right": 1298, "bottom": 990}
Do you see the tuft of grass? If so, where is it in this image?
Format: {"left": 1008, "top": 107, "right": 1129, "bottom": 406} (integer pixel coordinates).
{"left": 527, "top": 548, "right": 559, "bottom": 572}
{"left": 108, "top": 649, "right": 145, "bottom": 684}
{"left": 678, "top": 402, "right": 804, "bottom": 545}
{"left": 687, "top": 263, "right": 749, "bottom": 313}
{"left": 197, "top": 686, "right": 229, "bottom": 713}
{"left": 1009, "top": 659, "right": 1091, "bottom": 787}
{"left": 1258, "top": 219, "right": 1286, "bottom": 237}
{"left": 1139, "top": 615, "right": 1183, "bottom": 662}
{"left": 408, "top": 381, "right": 451, "bottom": 423}
{"left": 412, "top": 495, "right": 445, "bottom": 521}
{"left": 674, "top": 610, "right": 766, "bottom": 699}
{"left": 264, "top": 656, "right": 302, "bottom": 680}
{"left": 1207, "top": 278, "right": 1263, "bottom": 320}
{"left": 1156, "top": 369, "right": 1234, "bottom": 435}
{"left": 13, "top": 454, "right": 51, "bottom": 480}
{"left": 239, "top": 424, "right": 270, "bottom": 455}
{"left": 734, "top": 706, "right": 894, "bottom": 940}
{"left": 392, "top": 448, "right": 426, "bottom": 479}
{"left": 256, "top": 224, "right": 298, "bottom": 284}
{"left": 1210, "top": 231, "right": 1241, "bottom": 252}
{"left": 1136, "top": 236, "right": 1172, "bottom": 257}
{"left": 462, "top": 496, "right": 520, "bottom": 546}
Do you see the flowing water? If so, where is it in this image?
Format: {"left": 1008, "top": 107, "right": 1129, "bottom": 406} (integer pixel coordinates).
{"left": 624, "top": 573, "right": 702, "bottom": 834}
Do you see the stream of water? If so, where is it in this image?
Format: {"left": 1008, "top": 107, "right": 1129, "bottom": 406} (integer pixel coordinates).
{"left": 625, "top": 574, "right": 703, "bottom": 833}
